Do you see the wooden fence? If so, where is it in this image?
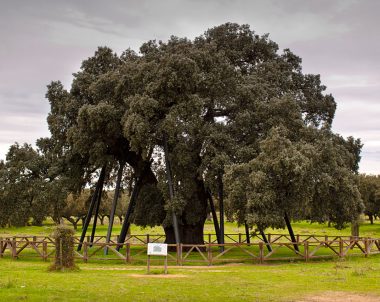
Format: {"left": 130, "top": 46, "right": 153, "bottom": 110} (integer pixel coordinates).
{"left": 1, "top": 234, "right": 380, "bottom": 265}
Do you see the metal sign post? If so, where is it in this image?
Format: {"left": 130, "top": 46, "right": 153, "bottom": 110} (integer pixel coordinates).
{"left": 147, "top": 243, "right": 168, "bottom": 274}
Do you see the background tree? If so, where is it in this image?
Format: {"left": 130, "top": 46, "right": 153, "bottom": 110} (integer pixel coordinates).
{"left": 61, "top": 192, "right": 89, "bottom": 229}
{"left": 359, "top": 174, "right": 380, "bottom": 224}
{"left": 0, "top": 143, "right": 48, "bottom": 226}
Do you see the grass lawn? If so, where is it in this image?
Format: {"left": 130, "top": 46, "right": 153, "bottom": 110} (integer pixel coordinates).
{"left": 1, "top": 220, "right": 380, "bottom": 301}
{"left": 1, "top": 217, "right": 380, "bottom": 238}
{"left": 0, "top": 256, "right": 380, "bottom": 301}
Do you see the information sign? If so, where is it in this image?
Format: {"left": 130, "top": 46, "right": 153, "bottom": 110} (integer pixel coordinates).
{"left": 147, "top": 243, "right": 168, "bottom": 256}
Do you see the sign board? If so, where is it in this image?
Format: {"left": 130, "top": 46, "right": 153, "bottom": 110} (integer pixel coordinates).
{"left": 147, "top": 243, "right": 168, "bottom": 256}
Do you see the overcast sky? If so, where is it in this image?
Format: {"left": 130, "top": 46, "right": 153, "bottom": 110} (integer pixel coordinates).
{"left": 0, "top": 0, "right": 379, "bottom": 174}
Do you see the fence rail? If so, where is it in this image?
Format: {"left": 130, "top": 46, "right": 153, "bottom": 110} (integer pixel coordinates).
{"left": 1, "top": 233, "right": 376, "bottom": 244}
{"left": 1, "top": 234, "right": 380, "bottom": 265}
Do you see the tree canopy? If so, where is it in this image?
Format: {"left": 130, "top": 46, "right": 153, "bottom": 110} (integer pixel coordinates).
{"left": 0, "top": 23, "right": 364, "bottom": 242}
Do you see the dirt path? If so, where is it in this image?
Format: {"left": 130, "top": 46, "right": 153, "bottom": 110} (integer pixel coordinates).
{"left": 296, "top": 291, "right": 380, "bottom": 302}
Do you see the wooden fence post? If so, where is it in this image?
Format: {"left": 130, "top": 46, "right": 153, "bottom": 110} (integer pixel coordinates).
{"left": 43, "top": 241, "right": 48, "bottom": 261}
{"left": 259, "top": 242, "right": 264, "bottom": 264}
{"left": 0, "top": 239, "right": 3, "bottom": 258}
{"left": 83, "top": 242, "right": 88, "bottom": 263}
{"left": 238, "top": 233, "right": 242, "bottom": 243}
{"left": 208, "top": 242, "right": 212, "bottom": 266}
{"left": 12, "top": 238, "right": 17, "bottom": 259}
{"left": 126, "top": 243, "right": 131, "bottom": 263}
{"left": 267, "top": 234, "right": 271, "bottom": 244}
{"left": 364, "top": 239, "right": 369, "bottom": 257}
{"left": 304, "top": 241, "right": 309, "bottom": 262}
{"left": 339, "top": 239, "right": 344, "bottom": 257}
{"left": 208, "top": 233, "right": 211, "bottom": 244}
{"left": 176, "top": 244, "right": 181, "bottom": 266}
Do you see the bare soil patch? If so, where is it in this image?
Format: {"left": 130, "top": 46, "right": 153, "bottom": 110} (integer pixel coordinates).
{"left": 129, "top": 274, "right": 187, "bottom": 279}
{"left": 296, "top": 291, "right": 380, "bottom": 302}
{"left": 82, "top": 267, "right": 143, "bottom": 271}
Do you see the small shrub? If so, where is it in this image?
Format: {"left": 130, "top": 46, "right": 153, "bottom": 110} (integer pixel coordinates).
{"left": 49, "top": 225, "right": 78, "bottom": 271}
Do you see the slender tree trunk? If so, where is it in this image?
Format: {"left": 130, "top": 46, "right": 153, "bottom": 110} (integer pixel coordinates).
{"left": 218, "top": 172, "right": 224, "bottom": 251}
{"left": 99, "top": 215, "right": 105, "bottom": 225}
{"left": 284, "top": 212, "right": 299, "bottom": 252}
{"left": 369, "top": 214, "right": 374, "bottom": 225}
{"left": 244, "top": 222, "right": 250, "bottom": 244}
{"left": 117, "top": 162, "right": 153, "bottom": 249}
{"left": 260, "top": 229, "right": 272, "bottom": 252}
{"left": 163, "top": 133, "right": 181, "bottom": 245}
{"left": 90, "top": 178, "right": 105, "bottom": 245}
{"left": 207, "top": 189, "right": 221, "bottom": 244}
{"left": 77, "top": 165, "right": 106, "bottom": 251}
{"left": 105, "top": 161, "right": 125, "bottom": 254}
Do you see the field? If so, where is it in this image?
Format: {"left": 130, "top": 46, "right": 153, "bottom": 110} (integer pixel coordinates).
{"left": 1, "top": 218, "right": 380, "bottom": 238}
{"left": 1, "top": 219, "right": 380, "bottom": 301}
{"left": 1, "top": 256, "right": 380, "bottom": 301}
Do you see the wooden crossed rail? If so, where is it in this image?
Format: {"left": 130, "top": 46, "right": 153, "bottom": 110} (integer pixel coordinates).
{"left": 1, "top": 235, "right": 380, "bottom": 265}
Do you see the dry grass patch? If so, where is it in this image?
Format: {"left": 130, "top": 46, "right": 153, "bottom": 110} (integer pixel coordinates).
{"left": 297, "top": 291, "right": 380, "bottom": 302}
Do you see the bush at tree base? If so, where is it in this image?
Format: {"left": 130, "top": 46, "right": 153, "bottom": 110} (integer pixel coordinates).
{"left": 49, "top": 225, "right": 78, "bottom": 271}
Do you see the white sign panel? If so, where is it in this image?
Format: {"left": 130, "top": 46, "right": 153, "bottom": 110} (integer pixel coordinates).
{"left": 147, "top": 243, "right": 168, "bottom": 256}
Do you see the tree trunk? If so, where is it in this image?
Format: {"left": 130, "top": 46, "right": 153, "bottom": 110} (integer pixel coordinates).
{"left": 105, "top": 161, "right": 125, "bottom": 254}
{"left": 78, "top": 165, "right": 106, "bottom": 251}
{"left": 369, "top": 214, "right": 374, "bottom": 225}
{"left": 218, "top": 172, "right": 225, "bottom": 248}
{"left": 164, "top": 177, "right": 208, "bottom": 245}
{"left": 260, "top": 229, "right": 272, "bottom": 252}
{"left": 284, "top": 212, "right": 299, "bottom": 252}
{"left": 163, "top": 133, "right": 181, "bottom": 244}
{"left": 90, "top": 179, "right": 105, "bottom": 244}
{"left": 351, "top": 221, "right": 360, "bottom": 237}
{"left": 64, "top": 216, "right": 79, "bottom": 230}
{"left": 164, "top": 220, "right": 205, "bottom": 245}
{"left": 244, "top": 222, "right": 250, "bottom": 244}
{"left": 81, "top": 217, "right": 85, "bottom": 228}
{"left": 207, "top": 189, "right": 221, "bottom": 244}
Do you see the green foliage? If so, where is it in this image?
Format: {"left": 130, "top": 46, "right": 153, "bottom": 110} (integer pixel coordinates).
{"left": 225, "top": 125, "right": 363, "bottom": 231}
{"left": 0, "top": 143, "right": 48, "bottom": 226}
{"left": 358, "top": 174, "right": 380, "bottom": 222}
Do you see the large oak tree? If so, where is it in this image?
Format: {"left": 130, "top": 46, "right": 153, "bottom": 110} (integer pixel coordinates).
{"left": 42, "top": 23, "right": 361, "bottom": 243}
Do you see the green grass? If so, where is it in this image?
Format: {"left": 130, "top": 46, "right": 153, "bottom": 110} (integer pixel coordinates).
{"left": 1, "top": 217, "right": 380, "bottom": 238}
{"left": 1, "top": 219, "right": 380, "bottom": 301}
{"left": 0, "top": 256, "right": 380, "bottom": 301}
